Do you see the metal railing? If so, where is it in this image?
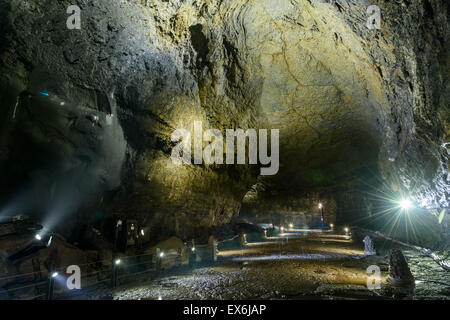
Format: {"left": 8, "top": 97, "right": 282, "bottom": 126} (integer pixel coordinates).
{"left": 0, "top": 228, "right": 278, "bottom": 300}
{"left": 0, "top": 239, "right": 235, "bottom": 300}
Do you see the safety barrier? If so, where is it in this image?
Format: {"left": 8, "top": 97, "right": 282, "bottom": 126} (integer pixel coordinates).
{"left": 0, "top": 235, "right": 246, "bottom": 300}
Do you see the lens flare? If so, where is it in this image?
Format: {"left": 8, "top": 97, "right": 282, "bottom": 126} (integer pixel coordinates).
{"left": 399, "top": 199, "right": 412, "bottom": 211}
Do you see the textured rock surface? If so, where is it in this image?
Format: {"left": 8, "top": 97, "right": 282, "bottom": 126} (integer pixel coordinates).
{"left": 387, "top": 248, "right": 414, "bottom": 286}
{"left": 0, "top": 0, "right": 448, "bottom": 247}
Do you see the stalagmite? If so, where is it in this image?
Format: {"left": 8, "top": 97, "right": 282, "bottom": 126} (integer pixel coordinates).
{"left": 363, "top": 236, "right": 376, "bottom": 256}
{"left": 387, "top": 249, "right": 415, "bottom": 287}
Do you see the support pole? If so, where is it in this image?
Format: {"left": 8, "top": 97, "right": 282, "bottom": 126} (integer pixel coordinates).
{"left": 156, "top": 248, "right": 162, "bottom": 272}
{"left": 321, "top": 207, "right": 325, "bottom": 228}
{"left": 47, "top": 264, "right": 56, "bottom": 300}
{"left": 211, "top": 240, "right": 217, "bottom": 263}
{"left": 189, "top": 240, "right": 196, "bottom": 268}
{"left": 111, "top": 219, "right": 122, "bottom": 288}
{"left": 240, "top": 233, "right": 247, "bottom": 247}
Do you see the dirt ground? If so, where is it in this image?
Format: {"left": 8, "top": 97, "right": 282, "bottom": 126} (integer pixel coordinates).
{"left": 110, "top": 231, "right": 450, "bottom": 300}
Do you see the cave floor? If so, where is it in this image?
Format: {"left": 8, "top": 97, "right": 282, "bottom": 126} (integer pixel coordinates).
{"left": 109, "top": 232, "right": 450, "bottom": 300}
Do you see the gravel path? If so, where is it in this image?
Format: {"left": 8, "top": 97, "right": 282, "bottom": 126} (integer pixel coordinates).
{"left": 111, "top": 233, "right": 449, "bottom": 300}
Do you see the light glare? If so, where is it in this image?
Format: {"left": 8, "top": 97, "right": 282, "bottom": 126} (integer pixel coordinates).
{"left": 399, "top": 199, "right": 412, "bottom": 210}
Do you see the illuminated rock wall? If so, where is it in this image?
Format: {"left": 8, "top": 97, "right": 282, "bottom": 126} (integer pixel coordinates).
{"left": 0, "top": 0, "right": 447, "bottom": 246}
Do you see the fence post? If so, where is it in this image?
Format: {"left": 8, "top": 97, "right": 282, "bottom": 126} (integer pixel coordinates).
{"left": 47, "top": 264, "right": 56, "bottom": 300}
{"left": 111, "top": 219, "right": 122, "bottom": 288}
{"left": 189, "top": 239, "right": 196, "bottom": 268}
{"left": 111, "top": 261, "right": 114, "bottom": 287}
{"left": 240, "top": 233, "right": 247, "bottom": 247}
{"left": 211, "top": 240, "right": 217, "bottom": 263}
{"left": 32, "top": 257, "right": 43, "bottom": 298}
{"left": 156, "top": 248, "right": 162, "bottom": 272}
{"left": 111, "top": 257, "right": 119, "bottom": 288}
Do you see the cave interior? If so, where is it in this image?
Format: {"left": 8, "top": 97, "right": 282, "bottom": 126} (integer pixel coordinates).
{"left": 0, "top": 0, "right": 448, "bottom": 300}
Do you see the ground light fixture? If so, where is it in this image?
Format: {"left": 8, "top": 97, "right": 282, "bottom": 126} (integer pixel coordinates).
{"left": 318, "top": 203, "right": 326, "bottom": 228}
{"left": 330, "top": 224, "right": 334, "bottom": 228}
{"left": 344, "top": 227, "right": 349, "bottom": 233}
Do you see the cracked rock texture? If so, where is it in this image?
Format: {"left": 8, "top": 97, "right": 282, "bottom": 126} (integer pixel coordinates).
{"left": 0, "top": 0, "right": 448, "bottom": 247}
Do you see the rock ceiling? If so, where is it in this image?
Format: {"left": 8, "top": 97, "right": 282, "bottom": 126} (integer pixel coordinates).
{"left": 0, "top": 0, "right": 447, "bottom": 245}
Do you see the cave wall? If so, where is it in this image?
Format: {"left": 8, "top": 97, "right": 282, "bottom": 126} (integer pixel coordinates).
{"left": 241, "top": 188, "right": 337, "bottom": 226}
{"left": 0, "top": 0, "right": 263, "bottom": 243}
{"left": 0, "top": 0, "right": 448, "bottom": 246}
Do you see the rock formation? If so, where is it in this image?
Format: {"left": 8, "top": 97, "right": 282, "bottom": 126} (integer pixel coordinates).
{"left": 387, "top": 249, "right": 414, "bottom": 286}
{"left": 363, "top": 235, "right": 376, "bottom": 256}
